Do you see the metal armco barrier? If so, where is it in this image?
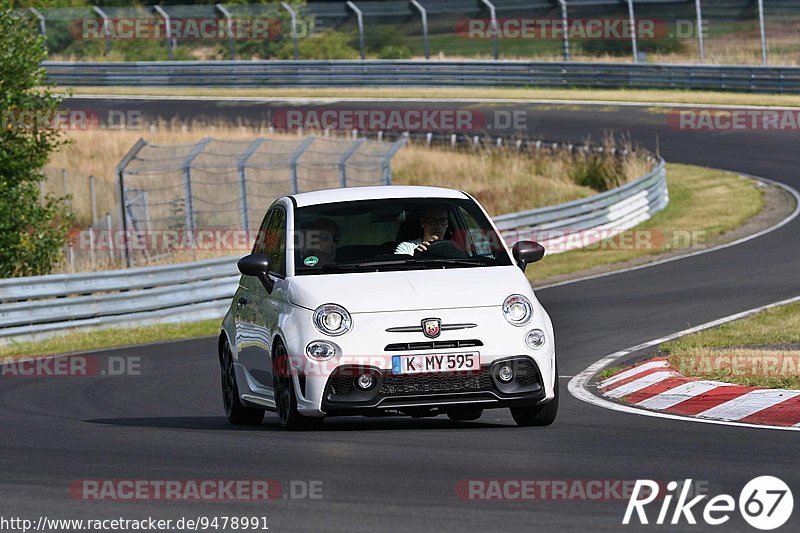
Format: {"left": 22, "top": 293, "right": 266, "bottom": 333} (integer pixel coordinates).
{"left": 0, "top": 160, "right": 667, "bottom": 343}
{"left": 44, "top": 60, "right": 800, "bottom": 93}
{"left": 495, "top": 159, "right": 668, "bottom": 254}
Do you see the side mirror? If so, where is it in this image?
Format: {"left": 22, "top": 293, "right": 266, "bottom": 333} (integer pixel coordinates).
{"left": 238, "top": 253, "right": 274, "bottom": 293}
{"left": 512, "top": 241, "right": 545, "bottom": 272}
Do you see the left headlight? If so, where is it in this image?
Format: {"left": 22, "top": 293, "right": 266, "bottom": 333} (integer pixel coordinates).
{"left": 313, "top": 303, "right": 352, "bottom": 336}
{"left": 502, "top": 294, "right": 532, "bottom": 326}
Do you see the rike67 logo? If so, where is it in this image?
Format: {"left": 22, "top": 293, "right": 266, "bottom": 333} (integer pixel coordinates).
{"left": 624, "top": 476, "right": 793, "bottom": 530}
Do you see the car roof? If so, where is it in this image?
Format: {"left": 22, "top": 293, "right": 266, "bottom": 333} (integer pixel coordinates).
{"left": 290, "top": 185, "right": 469, "bottom": 208}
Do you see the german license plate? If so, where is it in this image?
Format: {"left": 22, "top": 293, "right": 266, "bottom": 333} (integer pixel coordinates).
{"left": 391, "top": 352, "right": 480, "bottom": 374}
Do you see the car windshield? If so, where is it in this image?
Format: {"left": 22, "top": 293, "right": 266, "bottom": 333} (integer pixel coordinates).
{"left": 293, "top": 198, "right": 512, "bottom": 275}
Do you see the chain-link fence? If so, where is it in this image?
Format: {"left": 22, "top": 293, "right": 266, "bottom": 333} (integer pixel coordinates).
{"left": 19, "top": 1, "right": 800, "bottom": 65}
{"left": 115, "top": 135, "right": 405, "bottom": 266}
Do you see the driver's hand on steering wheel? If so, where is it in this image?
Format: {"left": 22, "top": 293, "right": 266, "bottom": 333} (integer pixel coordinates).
{"left": 415, "top": 235, "right": 439, "bottom": 253}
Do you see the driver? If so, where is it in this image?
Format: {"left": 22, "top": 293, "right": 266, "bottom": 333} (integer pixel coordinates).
{"left": 395, "top": 205, "right": 449, "bottom": 256}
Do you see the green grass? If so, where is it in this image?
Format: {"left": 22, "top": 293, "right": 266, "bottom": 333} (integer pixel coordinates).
{"left": 527, "top": 163, "right": 765, "bottom": 282}
{"left": 661, "top": 302, "right": 800, "bottom": 389}
{"left": 55, "top": 86, "right": 800, "bottom": 108}
{"left": 0, "top": 320, "right": 220, "bottom": 361}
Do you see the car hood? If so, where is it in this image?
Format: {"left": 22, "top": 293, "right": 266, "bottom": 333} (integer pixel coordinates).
{"left": 287, "top": 266, "right": 530, "bottom": 313}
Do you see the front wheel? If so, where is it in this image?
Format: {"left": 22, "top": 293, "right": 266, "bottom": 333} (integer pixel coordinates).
{"left": 510, "top": 367, "right": 559, "bottom": 427}
{"left": 221, "top": 339, "right": 264, "bottom": 426}
{"left": 273, "top": 343, "right": 324, "bottom": 431}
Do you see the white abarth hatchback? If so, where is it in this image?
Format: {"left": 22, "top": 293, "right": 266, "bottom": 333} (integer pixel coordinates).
{"left": 219, "top": 186, "right": 557, "bottom": 430}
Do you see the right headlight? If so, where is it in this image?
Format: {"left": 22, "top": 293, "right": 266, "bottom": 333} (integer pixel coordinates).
{"left": 503, "top": 294, "right": 532, "bottom": 326}
{"left": 313, "top": 303, "right": 352, "bottom": 336}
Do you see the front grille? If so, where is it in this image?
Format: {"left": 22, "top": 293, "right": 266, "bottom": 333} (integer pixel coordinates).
{"left": 514, "top": 359, "right": 540, "bottom": 387}
{"left": 384, "top": 339, "right": 483, "bottom": 352}
{"left": 328, "top": 374, "right": 356, "bottom": 396}
{"left": 379, "top": 369, "right": 491, "bottom": 396}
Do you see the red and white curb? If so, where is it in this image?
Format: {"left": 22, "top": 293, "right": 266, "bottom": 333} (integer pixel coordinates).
{"left": 598, "top": 358, "right": 800, "bottom": 428}
{"left": 568, "top": 295, "right": 800, "bottom": 432}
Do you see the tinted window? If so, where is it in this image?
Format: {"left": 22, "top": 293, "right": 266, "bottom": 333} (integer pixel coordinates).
{"left": 255, "top": 206, "right": 286, "bottom": 276}
{"left": 294, "top": 198, "right": 511, "bottom": 275}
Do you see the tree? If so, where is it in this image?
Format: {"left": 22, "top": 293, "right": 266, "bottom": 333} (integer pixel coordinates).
{"left": 0, "top": 8, "right": 73, "bottom": 277}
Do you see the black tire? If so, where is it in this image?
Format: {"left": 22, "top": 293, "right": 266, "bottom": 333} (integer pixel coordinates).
{"left": 510, "top": 367, "right": 559, "bottom": 427}
{"left": 273, "top": 343, "right": 324, "bottom": 431}
{"left": 447, "top": 409, "right": 484, "bottom": 421}
{"left": 221, "top": 339, "right": 265, "bottom": 425}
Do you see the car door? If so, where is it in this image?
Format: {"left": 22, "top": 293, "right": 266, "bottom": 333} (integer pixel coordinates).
{"left": 235, "top": 209, "right": 274, "bottom": 391}
{"left": 247, "top": 204, "right": 289, "bottom": 392}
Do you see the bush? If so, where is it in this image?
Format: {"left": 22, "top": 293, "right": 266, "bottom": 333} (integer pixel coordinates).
{"left": 581, "top": 37, "right": 686, "bottom": 57}
{"left": 277, "top": 29, "right": 359, "bottom": 59}
{"left": 378, "top": 44, "right": 411, "bottom": 59}
{"left": 0, "top": 9, "right": 73, "bottom": 277}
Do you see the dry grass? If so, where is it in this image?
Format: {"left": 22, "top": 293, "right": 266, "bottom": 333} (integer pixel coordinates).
{"left": 392, "top": 145, "right": 596, "bottom": 216}
{"left": 47, "top": 125, "right": 646, "bottom": 226}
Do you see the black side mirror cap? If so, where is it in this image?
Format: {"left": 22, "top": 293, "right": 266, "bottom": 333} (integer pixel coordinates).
{"left": 237, "top": 253, "right": 274, "bottom": 293}
{"left": 512, "top": 241, "right": 545, "bottom": 272}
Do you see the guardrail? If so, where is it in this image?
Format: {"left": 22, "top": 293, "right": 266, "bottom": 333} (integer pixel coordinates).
{"left": 0, "top": 159, "right": 668, "bottom": 343}
{"left": 495, "top": 158, "right": 668, "bottom": 254}
{"left": 44, "top": 60, "right": 800, "bottom": 93}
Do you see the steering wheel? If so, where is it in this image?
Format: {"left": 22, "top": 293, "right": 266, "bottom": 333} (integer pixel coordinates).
{"left": 415, "top": 240, "right": 467, "bottom": 259}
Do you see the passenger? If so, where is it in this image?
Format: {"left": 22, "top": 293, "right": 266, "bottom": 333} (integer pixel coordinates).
{"left": 395, "top": 205, "right": 449, "bottom": 256}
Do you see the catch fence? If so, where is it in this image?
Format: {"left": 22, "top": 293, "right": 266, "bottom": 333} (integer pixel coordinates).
{"left": 115, "top": 135, "right": 405, "bottom": 265}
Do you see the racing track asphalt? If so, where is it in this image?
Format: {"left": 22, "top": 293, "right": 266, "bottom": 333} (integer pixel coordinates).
{"left": 1, "top": 98, "right": 799, "bottom": 532}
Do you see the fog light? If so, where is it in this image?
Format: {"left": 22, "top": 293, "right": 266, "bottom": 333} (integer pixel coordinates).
{"left": 498, "top": 365, "right": 514, "bottom": 383}
{"left": 305, "top": 341, "right": 336, "bottom": 360}
{"left": 525, "top": 329, "right": 546, "bottom": 350}
{"left": 356, "top": 373, "right": 376, "bottom": 390}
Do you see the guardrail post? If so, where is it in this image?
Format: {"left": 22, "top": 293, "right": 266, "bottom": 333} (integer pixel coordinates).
{"left": 289, "top": 136, "right": 316, "bottom": 194}
{"left": 381, "top": 137, "right": 407, "bottom": 185}
{"left": 216, "top": 4, "right": 236, "bottom": 60}
{"left": 106, "top": 213, "right": 115, "bottom": 265}
{"left": 339, "top": 138, "right": 366, "bottom": 187}
{"left": 29, "top": 7, "right": 46, "bottom": 38}
{"left": 281, "top": 2, "right": 300, "bottom": 60}
{"left": 626, "top": 0, "right": 638, "bottom": 62}
{"left": 153, "top": 5, "right": 174, "bottom": 60}
{"left": 182, "top": 138, "right": 212, "bottom": 245}
{"left": 91, "top": 6, "right": 112, "bottom": 56}
{"left": 557, "top": 0, "right": 569, "bottom": 61}
{"left": 757, "top": 0, "right": 767, "bottom": 65}
{"left": 115, "top": 138, "right": 148, "bottom": 267}
{"left": 237, "top": 137, "right": 265, "bottom": 230}
{"left": 480, "top": 0, "right": 499, "bottom": 60}
{"left": 346, "top": 2, "right": 365, "bottom": 60}
{"left": 410, "top": 1, "right": 429, "bottom": 60}
{"left": 694, "top": 0, "right": 704, "bottom": 63}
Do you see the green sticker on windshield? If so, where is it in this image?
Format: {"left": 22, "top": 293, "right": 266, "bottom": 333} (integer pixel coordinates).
{"left": 304, "top": 256, "right": 319, "bottom": 266}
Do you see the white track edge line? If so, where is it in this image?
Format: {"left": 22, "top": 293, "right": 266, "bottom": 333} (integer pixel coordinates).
{"left": 568, "top": 295, "right": 800, "bottom": 432}
{"left": 63, "top": 94, "right": 800, "bottom": 111}
{"left": 538, "top": 174, "right": 800, "bottom": 290}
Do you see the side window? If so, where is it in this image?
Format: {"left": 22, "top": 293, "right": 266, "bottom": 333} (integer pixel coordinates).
{"left": 253, "top": 210, "right": 274, "bottom": 255}
{"left": 263, "top": 207, "right": 287, "bottom": 276}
